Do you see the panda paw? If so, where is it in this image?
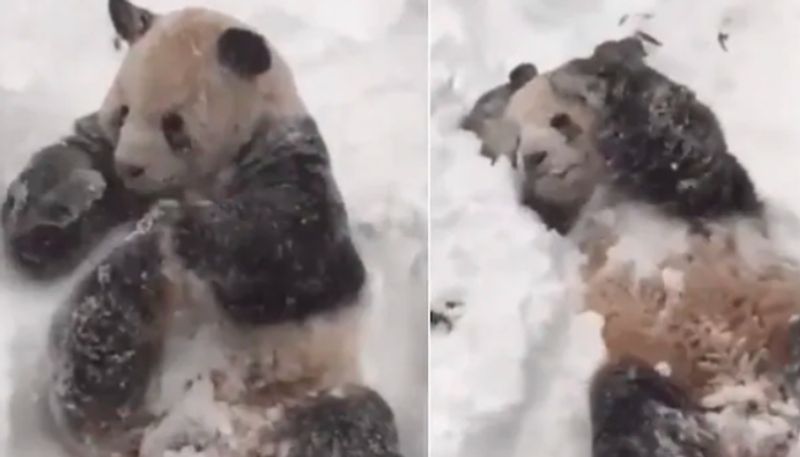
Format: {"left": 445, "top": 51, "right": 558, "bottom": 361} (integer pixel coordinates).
{"left": 277, "top": 385, "right": 402, "bottom": 457}
{"left": 2, "top": 148, "right": 110, "bottom": 278}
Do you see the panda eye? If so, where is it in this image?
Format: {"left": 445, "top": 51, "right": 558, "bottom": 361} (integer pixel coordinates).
{"left": 115, "top": 105, "right": 129, "bottom": 128}
{"left": 161, "top": 113, "right": 192, "bottom": 154}
{"left": 549, "top": 113, "right": 583, "bottom": 142}
{"left": 550, "top": 113, "right": 571, "bottom": 129}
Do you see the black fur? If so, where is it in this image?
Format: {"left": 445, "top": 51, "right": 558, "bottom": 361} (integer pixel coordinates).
{"left": 279, "top": 385, "right": 402, "bottom": 457}
{"left": 557, "top": 39, "right": 761, "bottom": 222}
{"left": 49, "top": 230, "right": 167, "bottom": 436}
{"left": 520, "top": 192, "right": 582, "bottom": 235}
{"left": 108, "top": 0, "right": 156, "bottom": 44}
{"left": 591, "top": 359, "right": 717, "bottom": 457}
{"left": 173, "top": 118, "right": 365, "bottom": 325}
{"left": 42, "top": 117, "right": 366, "bottom": 449}
{"left": 508, "top": 63, "right": 538, "bottom": 90}
{"left": 2, "top": 114, "right": 152, "bottom": 278}
{"left": 217, "top": 28, "right": 272, "bottom": 78}
{"left": 593, "top": 37, "right": 647, "bottom": 64}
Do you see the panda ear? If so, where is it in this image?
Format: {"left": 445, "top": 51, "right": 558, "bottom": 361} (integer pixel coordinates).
{"left": 508, "top": 63, "right": 538, "bottom": 90}
{"left": 109, "top": 0, "right": 156, "bottom": 44}
{"left": 217, "top": 28, "right": 272, "bottom": 78}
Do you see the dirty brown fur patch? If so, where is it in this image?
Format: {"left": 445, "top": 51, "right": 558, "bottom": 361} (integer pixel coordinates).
{"left": 582, "top": 230, "right": 800, "bottom": 400}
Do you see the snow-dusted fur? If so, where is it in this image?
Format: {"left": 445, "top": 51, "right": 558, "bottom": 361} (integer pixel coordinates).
{"left": 464, "top": 37, "right": 800, "bottom": 457}
{"left": 583, "top": 224, "right": 800, "bottom": 399}
{"left": 1, "top": 1, "right": 405, "bottom": 456}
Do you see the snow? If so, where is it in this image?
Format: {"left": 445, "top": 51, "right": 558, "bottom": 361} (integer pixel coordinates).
{"left": 0, "top": 1, "right": 426, "bottom": 456}
{"left": 431, "top": 0, "right": 800, "bottom": 456}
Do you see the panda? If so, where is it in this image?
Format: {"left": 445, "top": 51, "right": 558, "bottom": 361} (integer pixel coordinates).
{"left": 2, "top": 1, "right": 401, "bottom": 456}
{"left": 461, "top": 59, "right": 607, "bottom": 234}
{"left": 465, "top": 37, "right": 761, "bottom": 235}
{"left": 464, "top": 38, "right": 800, "bottom": 456}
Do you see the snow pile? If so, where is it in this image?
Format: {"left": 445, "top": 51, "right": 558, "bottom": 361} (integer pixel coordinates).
{"left": 431, "top": 0, "right": 800, "bottom": 456}
{"left": 0, "top": 1, "right": 426, "bottom": 456}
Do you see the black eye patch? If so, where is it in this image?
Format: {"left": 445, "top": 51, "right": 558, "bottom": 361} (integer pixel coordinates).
{"left": 115, "top": 105, "right": 129, "bottom": 129}
{"left": 161, "top": 113, "right": 192, "bottom": 154}
{"left": 550, "top": 113, "right": 583, "bottom": 142}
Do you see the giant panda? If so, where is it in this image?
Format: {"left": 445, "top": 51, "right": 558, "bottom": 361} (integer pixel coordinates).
{"left": 464, "top": 38, "right": 800, "bottom": 456}
{"left": 2, "top": 1, "right": 401, "bottom": 456}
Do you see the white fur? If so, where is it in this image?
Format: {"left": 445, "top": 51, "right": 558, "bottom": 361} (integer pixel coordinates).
{"left": 99, "top": 8, "right": 307, "bottom": 195}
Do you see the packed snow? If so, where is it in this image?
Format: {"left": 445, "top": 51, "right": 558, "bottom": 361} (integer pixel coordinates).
{"left": 0, "top": 1, "right": 427, "bottom": 456}
{"left": 430, "top": 0, "right": 800, "bottom": 456}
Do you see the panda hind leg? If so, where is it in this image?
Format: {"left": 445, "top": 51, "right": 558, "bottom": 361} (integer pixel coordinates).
{"left": 48, "top": 229, "right": 174, "bottom": 454}
{"left": 278, "top": 385, "right": 403, "bottom": 457}
{"left": 590, "top": 358, "right": 718, "bottom": 457}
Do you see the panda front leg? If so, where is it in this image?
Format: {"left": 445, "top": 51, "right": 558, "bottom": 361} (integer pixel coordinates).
{"left": 165, "top": 194, "right": 407, "bottom": 453}
{"left": 48, "top": 226, "right": 174, "bottom": 455}
{"left": 590, "top": 358, "right": 718, "bottom": 457}
{"left": 3, "top": 113, "right": 152, "bottom": 279}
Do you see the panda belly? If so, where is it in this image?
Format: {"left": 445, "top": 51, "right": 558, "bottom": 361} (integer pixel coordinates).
{"left": 583, "top": 230, "right": 800, "bottom": 398}
{"left": 139, "top": 268, "right": 370, "bottom": 457}
{"left": 580, "top": 221, "right": 800, "bottom": 457}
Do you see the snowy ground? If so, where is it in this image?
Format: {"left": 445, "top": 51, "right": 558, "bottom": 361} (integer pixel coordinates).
{"left": 0, "top": 1, "right": 427, "bottom": 456}
{"left": 430, "top": 0, "right": 800, "bottom": 456}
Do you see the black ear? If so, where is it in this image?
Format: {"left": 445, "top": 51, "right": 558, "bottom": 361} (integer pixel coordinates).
{"left": 594, "top": 37, "right": 647, "bottom": 64}
{"left": 508, "top": 63, "right": 538, "bottom": 90}
{"left": 217, "top": 28, "right": 272, "bottom": 78}
{"left": 109, "top": 0, "right": 156, "bottom": 44}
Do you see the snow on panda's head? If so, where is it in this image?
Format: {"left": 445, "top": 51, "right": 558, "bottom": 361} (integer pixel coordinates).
{"left": 100, "top": 0, "right": 306, "bottom": 194}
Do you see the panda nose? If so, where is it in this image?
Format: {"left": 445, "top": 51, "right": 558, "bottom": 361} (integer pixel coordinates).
{"left": 523, "top": 151, "right": 547, "bottom": 170}
{"left": 116, "top": 163, "right": 146, "bottom": 180}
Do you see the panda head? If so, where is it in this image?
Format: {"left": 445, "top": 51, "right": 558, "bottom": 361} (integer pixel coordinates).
{"left": 100, "top": 0, "right": 306, "bottom": 194}
{"left": 516, "top": 113, "right": 600, "bottom": 208}
{"left": 479, "top": 74, "right": 604, "bottom": 232}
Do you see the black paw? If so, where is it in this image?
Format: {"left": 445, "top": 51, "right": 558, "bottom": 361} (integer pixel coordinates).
{"left": 280, "top": 385, "right": 402, "bottom": 457}
{"left": 2, "top": 147, "right": 108, "bottom": 278}
{"left": 590, "top": 359, "right": 715, "bottom": 457}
